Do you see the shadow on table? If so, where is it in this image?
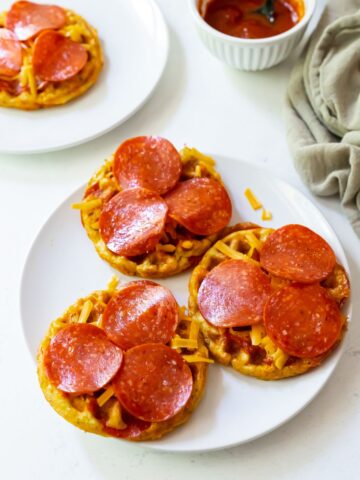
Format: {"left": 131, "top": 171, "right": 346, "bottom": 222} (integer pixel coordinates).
{"left": 223, "top": 57, "right": 294, "bottom": 118}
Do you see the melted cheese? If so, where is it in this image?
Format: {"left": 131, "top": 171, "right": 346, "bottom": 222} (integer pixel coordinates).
{"left": 157, "top": 244, "right": 176, "bottom": 253}
{"left": 178, "top": 307, "right": 192, "bottom": 322}
{"left": 249, "top": 325, "right": 289, "bottom": 369}
{"left": 235, "top": 350, "right": 250, "bottom": 366}
{"left": 106, "top": 401, "right": 127, "bottom": 430}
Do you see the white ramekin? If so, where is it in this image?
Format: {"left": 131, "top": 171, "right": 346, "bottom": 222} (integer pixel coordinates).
{"left": 189, "top": 0, "right": 316, "bottom": 71}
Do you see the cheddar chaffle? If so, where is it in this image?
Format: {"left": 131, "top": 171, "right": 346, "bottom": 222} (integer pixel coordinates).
{"left": 76, "top": 138, "right": 233, "bottom": 278}
{"left": 0, "top": 1, "right": 103, "bottom": 109}
{"left": 38, "top": 277, "right": 211, "bottom": 441}
{"left": 189, "top": 224, "right": 350, "bottom": 380}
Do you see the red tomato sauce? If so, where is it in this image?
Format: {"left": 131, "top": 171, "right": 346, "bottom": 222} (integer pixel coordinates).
{"left": 200, "top": 0, "right": 304, "bottom": 39}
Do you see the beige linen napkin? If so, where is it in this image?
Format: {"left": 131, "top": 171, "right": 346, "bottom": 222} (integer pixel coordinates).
{"left": 286, "top": 0, "right": 360, "bottom": 236}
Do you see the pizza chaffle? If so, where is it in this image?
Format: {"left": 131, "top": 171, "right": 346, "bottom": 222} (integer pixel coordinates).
{"left": 75, "top": 136, "right": 233, "bottom": 278}
{"left": 0, "top": 1, "right": 103, "bottom": 109}
{"left": 189, "top": 224, "right": 350, "bottom": 380}
{"left": 37, "top": 277, "right": 211, "bottom": 441}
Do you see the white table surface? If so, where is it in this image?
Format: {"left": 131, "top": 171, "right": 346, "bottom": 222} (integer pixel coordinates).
{"left": 1, "top": 1, "right": 359, "bottom": 479}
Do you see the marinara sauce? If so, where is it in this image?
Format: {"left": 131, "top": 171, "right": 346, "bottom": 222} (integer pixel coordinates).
{"left": 200, "top": 0, "right": 304, "bottom": 39}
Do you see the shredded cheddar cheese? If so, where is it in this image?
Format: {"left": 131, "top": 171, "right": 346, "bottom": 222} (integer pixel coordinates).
{"left": 97, "top": 386, "right": 115, "bottom": 407}
{"left": 78, "top": 300, "right": 93, "bottom": 323}
{"left": 107, "top": 276, "right": 119, "bottom": 292}
{"left": 189, "top": 320, "right": 200, "bottom": 341}
{"left": 171, "top": 336, "right": 198, "bottom": 349}
{"left": 181, "top": 147, "right": 215, "bottom": 168}
{"left": 261, "top": 209, "right": 273, "bottom": 221}
{"left": 183, "top": 355, "right": 214, "bottom": 364}
{"left": 244, "top": 188, "right": 262, "bottom": 210}
{"left": 244, "top": 231, "right": 262, "bottom": 252}
{"left": 215, "top": 241, "right": 259, "bottom": 265}
{"left": 72, "top": 198, "right": 102, "bottom": 211}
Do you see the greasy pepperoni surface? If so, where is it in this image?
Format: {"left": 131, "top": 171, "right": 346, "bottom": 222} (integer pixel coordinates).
{"left": 198, "top": 258, "right": 271, "bottom": 327}
{"left": 102, "top": 280, "right": 179, "bottom": 350}
{"left": 113, "top": 136, "right": 182, "bottom": 195}
{"left": 0, "top": 28, "right": 22, "bottom": 77}
{"left": 33, "top": 30, "right": 87, "bottom": 82}
{"left": 113, "top": 344, "right": 193, "bottom": 422}
{"left": 99, "top": 187, "right": 168, "bottom": 257}
{"left": 264, "top": 284, "right": 343, "bottom": 358}
{"left": 44, "top": 324, "right": 123, "bottom": 394}
{"left": 6, "top": 1, "right": 66, "bottom": 41}
{"left": 164, "top": 177, "right": 232, "bottom": 235}
{"left": 260, "top": 224, "right": 336, "bottom": 283}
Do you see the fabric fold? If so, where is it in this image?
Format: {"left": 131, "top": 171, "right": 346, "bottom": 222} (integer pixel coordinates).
{"left": 286, "top": 0, "right": 360, "bottom": 237}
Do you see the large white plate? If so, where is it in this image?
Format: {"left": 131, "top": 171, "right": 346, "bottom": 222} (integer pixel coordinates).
{"left": 0, "top": 0, "right": 168, "bottom": 154}
{"left": 20, "top": 155, "right": 351, "bottom": 452}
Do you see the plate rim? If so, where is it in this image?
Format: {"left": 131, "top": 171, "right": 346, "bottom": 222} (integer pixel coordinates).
{"left": 19, "top": 154, "right": 352, "bottom": 452}
{"left": 0, "top": 0, "right": 169, "bottom": 155}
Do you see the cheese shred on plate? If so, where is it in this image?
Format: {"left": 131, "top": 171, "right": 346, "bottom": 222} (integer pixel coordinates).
{"left": 244, "top": 188, "right": 262, "bottom": 210}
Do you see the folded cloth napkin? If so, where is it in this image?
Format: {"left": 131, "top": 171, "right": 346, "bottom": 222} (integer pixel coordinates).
{"left": 286, "top": 0, "right": 360, "bottom": 237}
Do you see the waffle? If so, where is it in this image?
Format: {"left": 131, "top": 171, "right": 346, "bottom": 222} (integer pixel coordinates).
{"left": 188, "top": 226, "right": 350, "bottom": 380}
{"left": 77, "top": 147, "right": 228, "bottom": 278}
{"left": 37, "top": 277, "right": 210, "bottom": 441}
{"left": 0, "top": 8, "right": 102, "bottom": 109}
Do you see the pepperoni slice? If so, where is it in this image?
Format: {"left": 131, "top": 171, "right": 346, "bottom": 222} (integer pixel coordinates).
{"left": 113, "top": 136, "right": 182, "bottom": 195}
{"left": 99, "top": 188, "right": 168, "bottom": 257}
{"left": 44, "top": 324, "right": 123, "bottom": 394}
{"left": 102, "top": 280, "right": 179, "bottom": 350}
{"left": 198, "top": 259, "right": 271, "bottom": 327}
{"left": 260, "top": 224, "right": 336, "bottom": 283}
{"left": 6, "top": 1, "right": 66, "bottom": 41}
{"left": 113, "top": 344, "right": 193, "bottom": 422}
{"left": 32, "top": 31, "right": 87, "bottom": 82}
{"left": 164, "top": 177, "right": 232, "bottom": 235}
{"left": 264, "top": 284, "right": 343, "bottom": 358}
{"left": 0, "top": 29, "right": 22, "bottom": 77}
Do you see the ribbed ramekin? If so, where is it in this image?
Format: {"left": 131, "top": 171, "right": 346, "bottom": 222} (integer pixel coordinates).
{"left": 189, "top": 0, "right": 316, "bottom": 71}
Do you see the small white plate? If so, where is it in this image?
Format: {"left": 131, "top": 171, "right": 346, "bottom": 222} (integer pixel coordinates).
{"left": 0, "top": 0, "right": 168, "bottom": 154}
{"left": 20, "top": 155, "right": 351, "bottom": 452}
